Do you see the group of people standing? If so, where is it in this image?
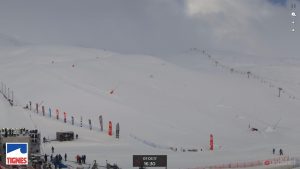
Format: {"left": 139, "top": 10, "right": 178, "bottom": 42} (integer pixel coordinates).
{"left": 76, "top": 154, "right": 87, "bottom": 164}
{"left": 42, "top": 146, "right": 69, "bottom": 169}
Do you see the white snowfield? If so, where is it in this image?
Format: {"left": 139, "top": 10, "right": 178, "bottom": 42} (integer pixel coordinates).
{"left": 1, "top": 45, "right": 300, "bottom": 168}
{"left": 6, "top": 148, "right": 27, "bottom": 158}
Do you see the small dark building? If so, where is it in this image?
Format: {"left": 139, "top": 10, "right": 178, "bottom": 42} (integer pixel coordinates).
{"left": 56, "top": 131, "right": 74, "bottom": 141}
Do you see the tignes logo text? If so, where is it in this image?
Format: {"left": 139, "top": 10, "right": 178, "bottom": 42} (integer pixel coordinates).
{"left": 6, "top": 143, "right": 28, "bottom": 165}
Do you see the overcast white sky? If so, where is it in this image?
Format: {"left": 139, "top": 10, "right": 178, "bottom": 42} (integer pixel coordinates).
{"left": 0, "top": 0, "right": 299, "bottom": 58}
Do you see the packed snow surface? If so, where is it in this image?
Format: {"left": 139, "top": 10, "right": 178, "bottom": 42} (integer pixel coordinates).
{"left": 1, "top": 46, "right": 300, "bottom": 168}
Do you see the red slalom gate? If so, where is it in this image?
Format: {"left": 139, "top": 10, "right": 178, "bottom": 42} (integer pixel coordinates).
{"left": 108, "top": 121, "right": 112, "bottom": 136}
{"left": 64, "top": 112, "right": 67, "bottom": 123}
{"left": 210, "top": 134, "right": 214, "bottom": 151}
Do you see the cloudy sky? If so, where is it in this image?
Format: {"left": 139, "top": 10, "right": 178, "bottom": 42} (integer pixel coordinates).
{"left": 0, "top": 0, "right": 299, "bottom": 57}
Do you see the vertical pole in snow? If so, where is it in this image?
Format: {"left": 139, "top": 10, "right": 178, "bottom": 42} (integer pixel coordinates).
{"left": 64, "top": 112, "right": 67, "bottom": 123}
{"left": 7, "top": 88, "right": 10, "bottom": 100}
{"left": 71, "top": 116, "right": 74, "bottom": 125}
{"left": 116, "top": 123, "right": 120, "bottom": 139}
{"left": 42, "top": 106, "right": 45, "bottom": 116}
{"left": 108, "top": 121, "right": 112, "bottom": 136}
{"left": 56, "top": 109, "right": 59, "bottom": 120}
{"left": 278, "top": 87, "right": 282, "bottom": 97}
{"left": 36, "top": 103, "right": 39, "bottom": 113}
{"left": 210, "top": 134, "right": 214, "bottom": 151}
{"left": 4, "top": 84, "right": 7, "bottom": 98}
{"left": 99, "top": 115, "right": 103, "bottom": 132}
{"left": 5, "top": 85, "right": 7, "bottom": 97}
{"left": 29, "top": 101, "right": 32, "bottom": 110}
{"left": 49, "top": 108, "right": 52, "bottom": 118}
{"left": 80, "top": 116, "right": 82, "bottom": 127}
{"left": 11, "top": 90, "right": 13, "bottom": 106}
{"left": 89, "top": 119, "right": 92, "bottom": 130}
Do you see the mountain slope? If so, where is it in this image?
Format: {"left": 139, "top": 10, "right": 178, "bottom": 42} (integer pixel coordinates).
{"left": 1, "top": 45, "right": 300, "bottom": 168}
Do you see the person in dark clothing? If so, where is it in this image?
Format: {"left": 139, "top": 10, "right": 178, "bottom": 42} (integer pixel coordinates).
{"left": 51, "top": 146, "right": 54, "bottom": 153}
{"left": 44, "top": 154, "right": 48, "bottom": 162}
{"left": 76, "top": 155, "right": 79, "bottom": 163}
{"left": 78, "top": 156, "right": 82, "bottom": 164}
{"left": 55, "top": 155, "right": 59, "bottom": 162}
{"left": 273, "top": 148, "right": 275, "bottom": 155}
{"left": 279, "top": 149, "right": 283, "bottom": 155}
{"left": 58, "top": 154, "right": 62, "bottom": 162}
{"left": 64, "top": 153, "right": 67, "bottom": 161}
{"left": 82, "top": 155, "right": 86, "bottom": 164}
{"left": 4, "top": 129, "right": 7, "bottom": 137}
{"left": 76, "top": 134, "right": 78, "bottom": 139}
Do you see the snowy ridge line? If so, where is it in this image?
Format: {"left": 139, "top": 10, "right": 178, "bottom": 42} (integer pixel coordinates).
{"left": 187, "top": 156, "right": 295, "bottom": 169}
{"left": 200, "top": 50, "right": 300, "bottom": 101}
{"left": 129, "top": 134, "right": 170, "bottom": 150}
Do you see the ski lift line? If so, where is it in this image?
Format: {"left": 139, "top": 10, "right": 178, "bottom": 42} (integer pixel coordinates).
{"left": 202, "top": 51, "right": 300, "bottom": 101}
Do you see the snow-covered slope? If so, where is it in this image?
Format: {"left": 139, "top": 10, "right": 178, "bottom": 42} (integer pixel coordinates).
{"left": 0, "top": 45, "right": 300, "bottom": 168}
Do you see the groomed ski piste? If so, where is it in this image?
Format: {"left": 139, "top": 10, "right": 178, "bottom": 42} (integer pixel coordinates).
{"left": 1, "top": 45, "right": 300, "bottom": 168}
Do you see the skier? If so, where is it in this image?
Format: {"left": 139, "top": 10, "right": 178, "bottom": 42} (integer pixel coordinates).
{"left": 64, "top": 153, "right": 67, "bottom": 161}
{"left": 51, "top": 146, "right": 54, "bottom": 153}
{"left": 273, "top": 148, "right": 275, "bottom": 155}
{"left": 76, "top": 134, "right": 78, "bottom": 139}
{"left": 50, "top": 154, "right": 53, "bottom": 162}
{"left": 279, "top": 149, "right": 283, "bottom": 156}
